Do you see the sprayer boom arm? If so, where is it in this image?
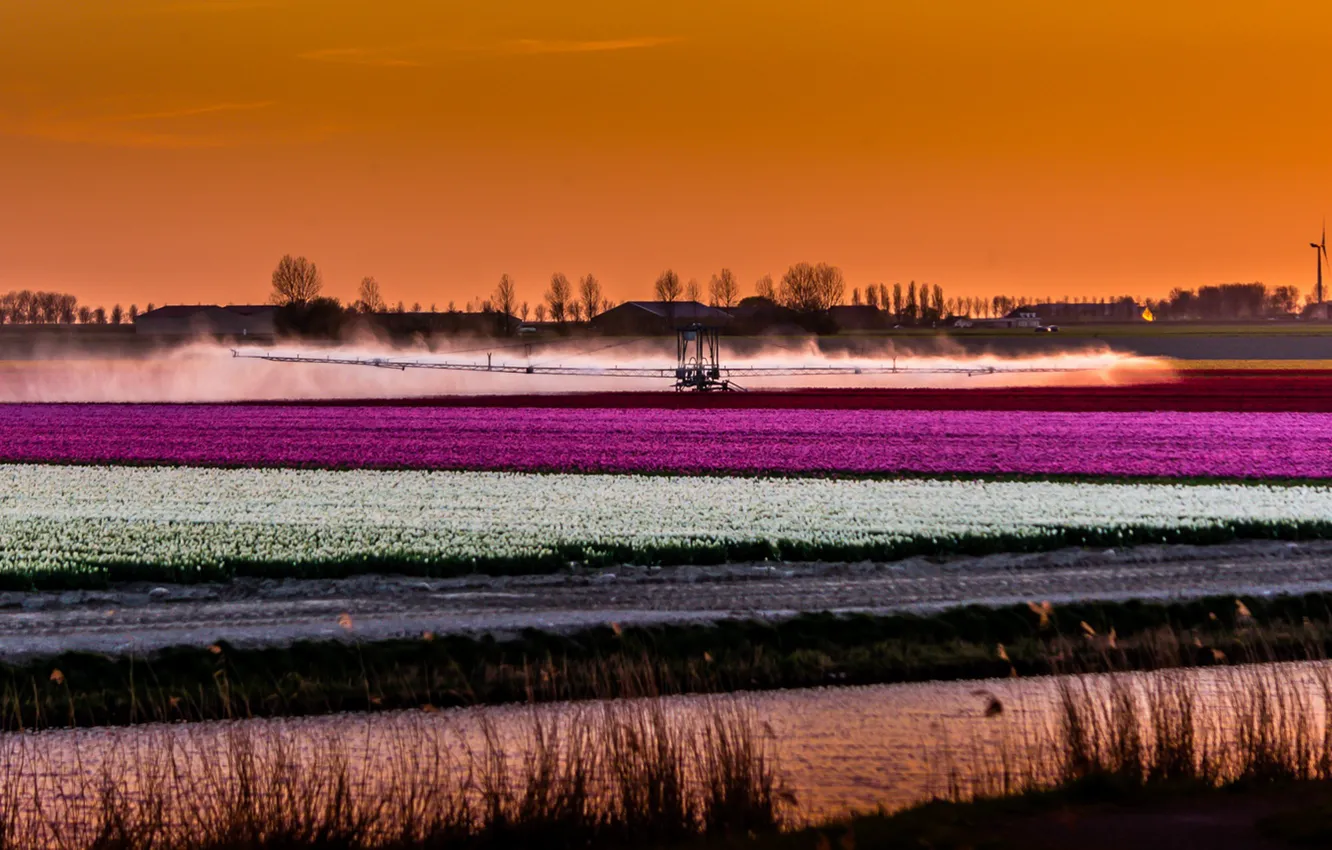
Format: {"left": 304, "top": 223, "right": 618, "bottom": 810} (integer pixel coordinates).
{"left": 230, "top": 349, "right": 1091, "bottom": 378}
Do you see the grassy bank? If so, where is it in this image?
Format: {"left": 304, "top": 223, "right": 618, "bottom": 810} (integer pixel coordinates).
{"left": 718, "top": 782, "right": 1332, "bottom": 849}
{"left": 9, "top": 590, "right": 1332, "bottom": 729}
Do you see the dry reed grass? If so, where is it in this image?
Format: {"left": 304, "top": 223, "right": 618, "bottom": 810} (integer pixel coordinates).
{"left": 935, "top": 660, "right": 1332, "bottom": 809}
{"left": 0, "top": 698, "right": 790, "bottom": 850}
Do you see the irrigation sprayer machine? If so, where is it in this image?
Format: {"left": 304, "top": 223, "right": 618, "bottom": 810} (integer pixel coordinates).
{"left": 232, "top": 324, "right": 1091, "bottom": 391}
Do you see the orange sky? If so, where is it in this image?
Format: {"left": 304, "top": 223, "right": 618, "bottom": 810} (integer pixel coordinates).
{"left": 3, "top": 0, "right": 1332, "bottom": 309}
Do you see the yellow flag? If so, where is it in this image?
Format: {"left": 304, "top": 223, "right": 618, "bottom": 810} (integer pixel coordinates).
{"left": 1142, "top": 305, "right": 1155, "bottom": 322}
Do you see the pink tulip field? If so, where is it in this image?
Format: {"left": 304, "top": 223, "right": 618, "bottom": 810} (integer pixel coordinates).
{"left": 0, "top": 403, "right": 1325, "bottom": 479}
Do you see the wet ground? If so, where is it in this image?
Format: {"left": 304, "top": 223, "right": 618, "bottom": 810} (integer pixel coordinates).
{"left": 5, "top": 539, "right": 1332, "bottom": 658}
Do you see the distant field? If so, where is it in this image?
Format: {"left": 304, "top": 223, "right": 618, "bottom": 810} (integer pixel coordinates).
{"left": 716, "top": 328, "right": 1332, "bottom": 360}
{"left": 820, "top": 323, "right": 1331, "bottom": 338}
{"left": 1173, "top": 359, "right": 1332, "bottom": 370}
{"left": 960, "top": 323, "right": 1332, "bottom": 336}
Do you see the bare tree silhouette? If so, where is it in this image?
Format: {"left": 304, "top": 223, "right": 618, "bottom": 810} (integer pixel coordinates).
{"left": 355, "top": 276, "right": 385, "bottom": 313}
{"left": 546, "top": 273, "right": 572, "bottom": 323}
{"left": 269, "top": 255, "right": 322, "bottom": 305}
{"left": 754, "top": 274, "right": 775, "bottom": 301}
{"left": 708, "top": 268, "right": 740, "bottom": 307}
{"left": 654, "top": 269, "right": 681, "bottom": 303}
{"left": 38, "top": 292, "right": 59, "bottom": 323}
{"left": 654, "top": 269, "right": 681, "bottom": 326}
{"left": 493, "top": 274, "right": 519, "bottom": 333}
{"left": 579, "top": 274, "right": 603, "bottom": 319}
{"left": 778, "top": 262, "right": 844, "bottom": 312}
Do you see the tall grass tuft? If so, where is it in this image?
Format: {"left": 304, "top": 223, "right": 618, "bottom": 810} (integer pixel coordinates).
{"left": 972, "top": 661, "right": 1332, "bottom": 801}
{"left": 695, "top": 704, "right": 792, "bottom": 835}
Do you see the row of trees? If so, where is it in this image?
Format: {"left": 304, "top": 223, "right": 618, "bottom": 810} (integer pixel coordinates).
{"left": 0, "top": 291, "right": 147, "bottom": 326}
{"left": 0, "top": 291, "right": 78, "bottom": 324}
{"left": 267, "top": 255, "right": 1316, "bottom": 335}
{"left": 522, "top": 273, "right": 612, "bottom": 324}
{"left": 6, "top": 257, "right": 1313, "bottom": 330}
{"left": 650, "top": 269, "right": 741, "bottom": 309}
{"left": 272, "top": 256, "right": 850, "bottom": 321}
{"left": 1146, "top": 283, "right": 1301, "bottom": 320}
{"left": 269, "top": 254, "right": 948, "bottom": 326}
{"left": 846, "top": 280, "right": 948, "bottom": 323}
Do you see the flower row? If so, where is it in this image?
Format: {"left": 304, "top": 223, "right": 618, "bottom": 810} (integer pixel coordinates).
{"left": 1, "top": 404, "right": 1331, "bottom": 478}
{"left": 2, "top": 464, "right": 1331, "bottom": 587}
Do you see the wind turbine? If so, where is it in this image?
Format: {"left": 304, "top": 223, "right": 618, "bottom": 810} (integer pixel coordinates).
{"left": 1312, "top": 222, "right": 1329, "bottom": 304}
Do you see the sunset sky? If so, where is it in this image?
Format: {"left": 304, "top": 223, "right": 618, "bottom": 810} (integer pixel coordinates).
{"left": 3, "top": 0, "right": 1332, "bottom": 309}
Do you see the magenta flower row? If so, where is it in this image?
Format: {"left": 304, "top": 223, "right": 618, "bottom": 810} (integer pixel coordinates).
{"left": 0, "top": 404, "right": 1324, "bottom": 479}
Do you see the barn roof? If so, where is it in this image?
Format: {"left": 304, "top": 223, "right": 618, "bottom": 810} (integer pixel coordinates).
{"left": 607, "top": 301, "right": 733, "bottom": 322}
{"left": 140, "top": 305, "right": 276, "bottom": 319}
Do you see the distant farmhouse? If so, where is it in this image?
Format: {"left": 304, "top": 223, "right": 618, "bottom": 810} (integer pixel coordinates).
{"left": 358, "top": 310, "right": 519, "bottom": 337}
{"left": 953, "top": 309, "right": 1044, "bottom": 329}
{"left": 590, "top": 301, "right": 733, "bottom": 335}
{"left": 727, "top": 297, "right": 804, "bottom": 334}
{"left": 135, "top": 305, "right": 521, "bottom": 340}
{"left": 1029, "top": 301, "right": 1148, "bottom": 324}
{"left": 955, "top": 302, "right": 1147, "bottom": 329}
{"left": 135, "top": 305, "right": 277, "bottom": 338}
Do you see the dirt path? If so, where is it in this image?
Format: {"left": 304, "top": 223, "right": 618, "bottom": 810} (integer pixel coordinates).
{"left": 5, "top": 540, "right": 1332, "bottom": 658}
